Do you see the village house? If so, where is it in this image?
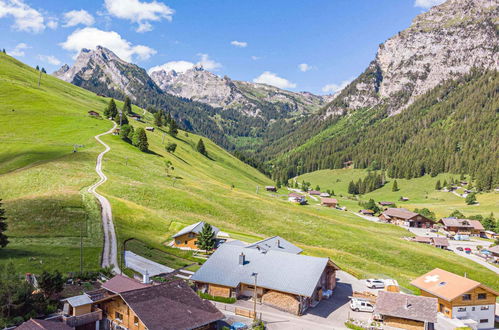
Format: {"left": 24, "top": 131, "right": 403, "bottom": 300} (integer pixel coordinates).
{"left": 265, "top": 186, "right": 277, "bottom": 192}
{"left": 87, "top": 110, "right": 100, "bottom": 117}
{"left": 359, "top": 209, "right": 375, "bottom": 216}
{"left": 379, "top": 208, "right": 435, "bottom": 228}
{"left": 145, "top": 127, "right": 154, "bottom": 132}
{"left": 308, "top": 190, "right": 321, "bottom": 196}
{"left": 410, "top": 268, "right": 498, "bottom": 329}
{"left": 321, "top": 198, "right": 337, "bottom": 208}
{"left": 288, "top": 193, "right": 307, "bottom": 205}
{"left": 411, "top": 237, "right": 449, "bottom": 249}
{"left": 246, "top": 236, "right": 303, "bottom": 254}
{"left": 374, "top": 291, "right": 438, "bottom": 330}
{"left": 319, "top": 192, "right": 330, "bottom": 197}
{"left": 171, "top": 221, "right": 220, "bottom": 250}
{"left": 486, "top": 245, "right": 499, "bottom": 258}
{"left": 484, "top": 230, "right": 498, "bottom": 240}
{"left": 191, "top": 240, "right": 340, "bottom": 315}
{"left": 439, "top": 218, "right": 485, "bottom": 236}
{"left": 58, "top": 276, "right": 223, "bottom": 330}
{"left": 16, "top": 319, "right": 73, "bottom": 329}
{"left": 378, "top": 201, "right": 394, "bottom": 207}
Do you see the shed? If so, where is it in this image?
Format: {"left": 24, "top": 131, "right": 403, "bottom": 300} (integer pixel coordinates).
{"left": 321, "top": 198, "right": 337, "bottom": 208}
{"left": 145, "top": 127, "right": 154, "bottom": 132}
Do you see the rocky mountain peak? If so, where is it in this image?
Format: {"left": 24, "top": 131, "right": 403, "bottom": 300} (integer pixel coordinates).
{"left": 322, "top": 0, "right": 498, "bottom": 117}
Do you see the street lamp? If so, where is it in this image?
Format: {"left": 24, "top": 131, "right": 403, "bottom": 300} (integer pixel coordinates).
{"left": 251, "top": 272, "right": 258, "bottom": 320}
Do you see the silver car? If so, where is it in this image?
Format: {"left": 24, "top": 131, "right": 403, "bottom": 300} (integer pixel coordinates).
{"left": 365, "top": 279, "right": 385, "bottom": 289}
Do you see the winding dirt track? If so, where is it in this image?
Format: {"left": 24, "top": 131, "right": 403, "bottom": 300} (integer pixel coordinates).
{"left": 87, "top": 122, "right": 120, "bottom": 274}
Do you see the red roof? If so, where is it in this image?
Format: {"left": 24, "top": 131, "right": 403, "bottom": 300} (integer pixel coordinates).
{"left": 101, "top": 274, "right": 149, "bottom": 294}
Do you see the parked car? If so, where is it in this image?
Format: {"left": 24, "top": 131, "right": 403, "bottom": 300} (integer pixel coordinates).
{"left": 365, "top": 279, "right": 385, "bottom": 289}
{"left": 456, "top": 247, "right": 464, "bottom": 251}
{"left": 465, "top": 247, "right": 472, "bottom": 254}
{"left": 350, "top": 298, "right": 374, "bottom": 313}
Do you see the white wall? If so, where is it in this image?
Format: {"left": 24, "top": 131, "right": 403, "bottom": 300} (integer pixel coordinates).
{"left": 452, "top": 304, "right": 495, "bottom": 329}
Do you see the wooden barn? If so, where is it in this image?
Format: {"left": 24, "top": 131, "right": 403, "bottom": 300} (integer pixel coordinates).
{"left": 379, "top": 208, "right": 435, "bottom": 228}
{"left": 321, "top": 198, "right": 337, "bottom": 208}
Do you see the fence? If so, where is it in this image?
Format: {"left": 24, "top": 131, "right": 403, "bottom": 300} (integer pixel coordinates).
{"left": 211, "top": 301, "right": 261, "bottom": 320}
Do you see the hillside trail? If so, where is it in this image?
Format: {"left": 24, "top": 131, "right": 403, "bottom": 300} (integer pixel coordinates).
{"left": 87, "top": 122, "right": 120, "bottom": 274}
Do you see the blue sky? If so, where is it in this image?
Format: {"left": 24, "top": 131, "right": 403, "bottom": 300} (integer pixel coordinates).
{"left": 0, "top": 0, "right": 445, "bottom": 94}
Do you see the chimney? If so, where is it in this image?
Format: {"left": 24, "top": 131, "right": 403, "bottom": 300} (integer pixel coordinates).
{"left": 405, "top": 297, "right": 412, "bottom": 309}
{"left": 277, "top": 239, "right": 281, "bottom": 248}
{"left": 239, "top": 253, "right": 245, "bottom": 265}
{"left": 143, "top": 270, "right": 150, "bottom": 284}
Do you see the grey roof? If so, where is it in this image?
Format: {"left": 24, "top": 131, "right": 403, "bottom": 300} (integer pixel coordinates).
{"left": 246, "top": 236, "right": 303, "bottom": 254}
{"left": 224, "top": 240, "right": 247, "bottom": 247}
{"left": 382, "top": 208, "right": 419, "bottom": 220}
{"left": 172, "top": 221, "right": 219, "bottom": 238}
{"left": 375, "top": 291, "right": 438, "bottom": 323}
{"left": 191, "top": 244, "right": 338, "bottom": 297}
{"left": 65, "top": 294, "right": 93, "bottom": 307}
{"left": 431, "top": 237, "right": 449, "bottom": 247}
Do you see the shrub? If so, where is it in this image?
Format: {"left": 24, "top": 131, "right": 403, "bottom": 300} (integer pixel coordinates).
{"left": 197, "top": 291, "right": 236, "bottom": 304}
{"left": 345, "top": 321, "right": 365, "bottom": 330}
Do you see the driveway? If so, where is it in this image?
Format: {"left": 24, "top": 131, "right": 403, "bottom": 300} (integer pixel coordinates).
{"left": 213, "top": 271, "right": 379, "bottom": 330}
{"left": 351, "top": 212, "right": 381, "bottom": 223}
{"left": 124, "top": 250, "right": 174, "bottom": 276}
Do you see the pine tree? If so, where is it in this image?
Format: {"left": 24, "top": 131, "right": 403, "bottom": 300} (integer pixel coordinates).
{"left": 133, "top": 128, "right": 148, "bottom": 152}
{"left": 348, "top": 181, "right": 356, "bottom": 195}
{"left": 154, "top": 112, "right": 163, "bottom": 127}
{"left": 41, "top": 68, "right": 46, "bottom": 74}
{"left": 123, "top": 96, "right": 132, "bottom": 114}
{"left": 197, "top": 139, "right": 207, "bottom": 156}
{"left": 35, "top": 65, "right": 39, "bottom": 71}
{"left": 482, "top": 213, "right": 495, "bottom": 231}
{"left": 169, "top": 118, "right": 178, "bottom": 137}
{"left": 392, "top": 180, "right": 399, "bottom": 192}
{"left": 435, "top": 180, "right": 441, "bottom": 190}
{"left": 0, "top": 199, "right": 8, "bottom": 248}
{"left": 465, "top": 192, "right": 477, "bottom": 205}
{"left": 165, "top": 142, "right": 177, "bottom": 153}
{"left": 2, "top": 49, "right": 5, "bottom": 53}
{"left": 120, "top": 124, "right": 133, "bottom": 142}
{"left": 105, "top": 99, "right": 118, "bottom": 118}
{"left": 195, "top": 222, "right": 216, "bottom": 252}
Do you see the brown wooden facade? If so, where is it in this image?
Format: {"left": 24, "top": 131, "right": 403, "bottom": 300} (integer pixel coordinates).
{"left": 173, "top": 232, "right": 199, "bottom": 249}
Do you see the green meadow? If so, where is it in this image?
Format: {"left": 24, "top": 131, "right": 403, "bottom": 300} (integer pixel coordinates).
{"left": 0, "top": 53, "right": 497, "bottom": 292}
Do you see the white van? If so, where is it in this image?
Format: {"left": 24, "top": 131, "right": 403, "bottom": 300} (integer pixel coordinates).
{"left": 350, "top": 298, "right": 374, "bottom": 312}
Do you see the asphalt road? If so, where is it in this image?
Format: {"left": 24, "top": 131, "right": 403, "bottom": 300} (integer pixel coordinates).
{"left": 87, "top": 122, "right": 120, "bottom": 274}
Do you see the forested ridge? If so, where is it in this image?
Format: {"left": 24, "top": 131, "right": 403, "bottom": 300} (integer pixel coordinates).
{"left": 267, "top": 71, "right": 499, "bottom": 189}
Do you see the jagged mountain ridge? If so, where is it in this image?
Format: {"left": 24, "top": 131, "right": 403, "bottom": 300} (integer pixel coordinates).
{"left": 321, "top": 0, "right": 498, "bottom": 117}
{"left": 150, "top": 66, "right": 332, "bottom": 118}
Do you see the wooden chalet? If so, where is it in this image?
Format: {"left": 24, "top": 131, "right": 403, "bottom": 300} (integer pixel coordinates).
{"left": 359, "top": 209, "right": 375, "bottom": 216}
{"left": 172, "top": 221, "right": 220, "bottom": 249}
{"left": 439, "top": 218, "right": 485, "bottom": 236}
{"left": 191, "top": 239, "right": 340, "bottom": 315}
{"left": 411, "top": 236, "right": 449, "bottom": 249}
{"left": 379, "top": 208, "right": 435, "bottom": 228}
{"left": 265, "top": 186, "right": 277, "bottom": 192}
{"left": 487, "top": 245, "right": 499, "bottom": 257}
{"left": 59, "top": 276, "right": 223, "bottom": 330}
{"left": 321, "top": 198, "right": 337, "bottom": 208}
{"left": 411, "top": 268, "right": 498, "bottom": 329}
{"left": 378, "top": 201, "right": 394, "bottom": 207}
{"left": 374, "top": 291, "right": 437, "bottom": 330}
{"left": 87, "top": 111, "right": 100, "bottom": 117}
{"left": 308, "top": 190, "right": 321, "bottom": 196}
{"left": 484, "top": 230, "right": 498, "bottom": 239}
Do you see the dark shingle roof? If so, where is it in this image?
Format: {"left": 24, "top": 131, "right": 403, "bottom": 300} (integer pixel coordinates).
{"left": 375, "top": 291, "right": 438, "bottom": 323}
{"left": 16, "top": 319, "right": 72, "bottom": 330}
{"left": 120, "top": 280, "right": 223, "bottom": 330}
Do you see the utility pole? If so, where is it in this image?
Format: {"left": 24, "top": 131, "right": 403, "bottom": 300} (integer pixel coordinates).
{"left": 80, "top": 220, "right": 83, "bottom": 275}
{"left": 252, "top": 272, "right": 258, "bottom": 320}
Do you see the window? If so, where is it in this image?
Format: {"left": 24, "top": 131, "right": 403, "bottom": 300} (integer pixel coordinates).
{"left": 115, "top": 312, "right": 123, "bottom": 322}
{"left": 481, "top": 306, "right": 489, "bottom": 311}
{"left": 439, "top": 304, "right": 444, "bottom": 312}
{"left": 479, "top": 319, "right": 488, "bottom": 324}
{"left": 477, "top": 293, "right": 487, "bottom": 300}
{"left": 134, "top": 316, "right": 139, "bottom": 326}
{"left": 457, "top": 307, "right": 466, "bottom": 312}
{"left": 462, "top": 294, "right": 471, "bottom": 301}
{"left": 175, "top": 240, "right": 180, "bottom": 245}
{"left": 184, "top": 241, "right": 187, "bottom": 244}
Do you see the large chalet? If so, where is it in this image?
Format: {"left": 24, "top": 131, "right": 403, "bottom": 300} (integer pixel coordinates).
{"left": 379, "top": 208, "right": 435, "bottom": 228}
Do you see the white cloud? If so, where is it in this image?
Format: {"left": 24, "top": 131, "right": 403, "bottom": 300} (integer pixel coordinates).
{"left": 230, "top": 40, "right": 247, "bottom": 48}
{"left": 414, "top": 0, "right": 445, "bottom": 9}
{"left": 251, "top": 56, "right": 261, "bottom": 61}
{"left": 104, "top": 0, "right": 174, "bottom": 32}
{"left": 148, "top": 60, "right": 194, "bottom": 74}
{"left": 0, "top": 0, "right": 45, "bottom": 33}
{"left": 196, "top": 53, "right": 221, "bottom": 71}
{"left": 60, "top": 27, "right": 156, "bottom": 62}
{"left": 47, "top": 19, "right": 58, "bottom": 29}
{"left": 298, "top": 63, "right": 313, "bottom": 72}
{"left": 9, "top": 42, "right": 29, "bottom": 56}
{"left": 63, "top": 10, "right": 95, "bottom": 27}
{"left": 38, "top": 54, "right": 61, "bottom": 65}
{"left": 253, "top": 71, "right": 296, "bottom": 89}
{"left": 322, "top": 78, "right": 353, "bottom": 94}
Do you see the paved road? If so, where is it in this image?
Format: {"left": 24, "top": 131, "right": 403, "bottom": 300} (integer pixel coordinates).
{"left": 213, "top": 271, "right": 378, "bottom": 330}
{"left": 124, "top": 251, "right": 173, "bottom": 276}
{"left": 88, "top": 122, "right": 120, "bottom": 274}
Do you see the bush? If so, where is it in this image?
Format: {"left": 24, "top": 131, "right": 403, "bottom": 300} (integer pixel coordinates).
{"left": 197, "top": 291, "right": 236, "bottom": 304}
{"left": 345, "top": 321, "right": 365, "bottom": 330}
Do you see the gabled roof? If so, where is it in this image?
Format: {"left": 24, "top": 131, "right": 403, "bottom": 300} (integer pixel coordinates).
{"left": 431, "top": 237, "right": 449, "bottom": 247}
{"left": 101, "top": 274, "right": 149, "bottom": 294}
{"left": 375, "top": 291, "right": 438, "bottom": 323}
{"left": 191, "top": 243, "right": 339, "bottom": 297}
{"left": 16, "top": 319, "right": 72, "bottom": 330}
{"left": 382, "top": 208, "right": 418, "bottom": 220}
{"left": 440, "top": 218, "right": 473, "bottom": 228}
{"left": 120, "top": 280, "right": 223, "bottom": 330}
{"left": 172, "top": 221, "right": 219, "bottom": 238}
{"left": 65, "top": 294, "right": 93, "bottom": 307}
{"left": 410, "top": 268, "right": 499, "bottom": 301}
{"left": 246, "top": 236, "right": 303, "bottom": 254}
{"left": 468, "top": 220, "right": 484, "bottom": 231}
{"left": 308, "top": 190, "right": 321, "bottom": 195}
{"left": 321, "top": 198, "right": 338, "bottom": 204}
{"left": 412, "top": 236, "right": 432, "bottom": 244}
{"left": 487, "top": 245, "right": 499, "bottom": 254}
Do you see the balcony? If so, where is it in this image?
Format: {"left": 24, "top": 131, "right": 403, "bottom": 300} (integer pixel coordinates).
{"left": 62, "top": 308, "right": 103, "bottom": 328}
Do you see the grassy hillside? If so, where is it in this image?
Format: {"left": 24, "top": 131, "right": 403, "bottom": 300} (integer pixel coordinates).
{"left": 296, "top": 169, "right": 499, "bottom": 219}
{"left": 0, "top": 53, "right": 497, "bottom": 292}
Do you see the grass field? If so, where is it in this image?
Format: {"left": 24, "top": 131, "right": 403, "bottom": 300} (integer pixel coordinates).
{"left": 0, "top": 53, "right": 498, "bottom": 293}
{"left": 296, "top": 169, "right": 498, "bottom": 218}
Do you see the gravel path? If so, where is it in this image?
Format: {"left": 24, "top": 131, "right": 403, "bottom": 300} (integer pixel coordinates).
{"left": 87, "top": 122, "right": 120, "bottom": 274}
